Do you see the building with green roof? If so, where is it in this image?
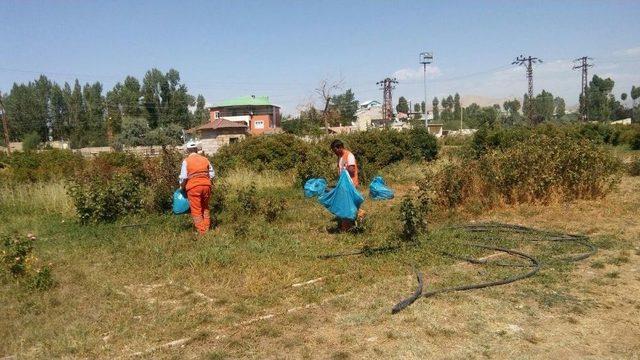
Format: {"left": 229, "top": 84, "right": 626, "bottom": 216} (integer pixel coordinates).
{"left": 209, "top": 95, "right": 281, "bottom": 135}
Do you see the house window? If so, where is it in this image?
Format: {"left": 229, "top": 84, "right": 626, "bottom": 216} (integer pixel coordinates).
{"left": 229, "top": 137, "right": 239, "bottom": 144}
{"left": 214, "top": 111, "right": 220, "bottom": 119}
{"left": 254, "top": 121, "right": 264, "bottom": 129}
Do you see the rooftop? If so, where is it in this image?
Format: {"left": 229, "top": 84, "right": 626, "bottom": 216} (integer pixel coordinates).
{"left": 186, "top": 118, "right": 248, "bottom": 133}
{"left": 212, "top": 95, "right": 276, "bottom": 108}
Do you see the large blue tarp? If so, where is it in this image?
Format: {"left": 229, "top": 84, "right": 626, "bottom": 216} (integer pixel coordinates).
{"left": 318, "top": 170, "right": 364, "bottom": 220}
{"left": 369, "top": 176, "right": 394, "bottom": 200}
{"left": 172, "top": 189, "right": 190, "bottom": 215}
{"left": 304, "top": 178, "right": 328, "bottom": 198}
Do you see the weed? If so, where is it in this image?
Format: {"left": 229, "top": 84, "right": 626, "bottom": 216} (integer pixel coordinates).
{"left": 399, "top": 196, "right": 427, "bottom": 242}
{"left": 605, "top": 271, "right": 620, "bottom": 279}
{"left": 262, "top": 196, "right": 287, "bottom": 222}
{"left": 236, "top": 183, "right": 259, "bottom": 214}
{"left": 590, "top": 260, "right": 605, "bottom": 269}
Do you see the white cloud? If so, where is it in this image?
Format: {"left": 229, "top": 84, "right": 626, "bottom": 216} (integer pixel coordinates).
{"left": 614, "top": 46, "right": 640, "bottom": 57}
{"left": 393, "top": 65, "right": 441, "bottom": 81}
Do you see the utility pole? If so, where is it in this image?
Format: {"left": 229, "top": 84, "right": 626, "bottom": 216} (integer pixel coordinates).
{"left": 0, "top": 91, "right": 11, "bottom": 154}
{"left": 420, "top": 52, "right": 434, "bottom": 127}
{"left": 512, "top": 55, "right": 543, "bottom": 124}
{"left": 572, "top": 56, "right": 593, "bottom": 122}
{"left": 376, "top": 77, "right": 398, "bottom": 125}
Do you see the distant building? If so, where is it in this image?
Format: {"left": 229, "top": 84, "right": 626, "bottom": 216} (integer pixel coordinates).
{"left": 611, "top": 118, "right": 632, "bottom": 125}
{"left": 209, "top": 95, "right": 281, "bottom": 136}
{"left": 355, "top": 102, "right": 383, "bottom": 130}
{"left": 427, "top": 123, "right": 444, "bottom": 138}
{"left": 186, "top": 118, "right": 248, "bottom": 154}
{"left": 360, "top": 100, "right": 382, "bottom": 110}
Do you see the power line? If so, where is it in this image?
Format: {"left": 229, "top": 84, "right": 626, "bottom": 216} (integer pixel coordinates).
{"left": 512, "top": 55, "right": 543, "bottom": 124}
{"left": 376, "top": 78, "right": 397, "bottom": 124}
{"left": 572, "top": 56, "right": 593, "bottom": 122}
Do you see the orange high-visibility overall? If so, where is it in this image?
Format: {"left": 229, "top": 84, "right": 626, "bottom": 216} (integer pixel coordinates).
{"left": 185, "top": 153, "right": 212, "bottom": 234}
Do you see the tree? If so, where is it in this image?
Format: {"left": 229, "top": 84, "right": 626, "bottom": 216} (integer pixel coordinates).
{"left": 432, "top": 97, "right": 439, "bottom": 123}
{"left": 502, "top": 99, "right": 521, "bottom": 125}
{"left": 621, "top": 93, "right": 628, "bottom": 102}
{"left": 586, "top": 75, "right": 615, "bottom": 121}
{"left": 396, "top": 96, "right": 409, "bottom": 114}
{"left": 315, "top": 78, "right": 342, "bottom": 132}
{"left": 453, "top": 93, "right": 461, "bottom": 123}
{"left": 193, "top": 94, "right": 209, "bottom": 125}
{"left": 413, "top": 103, "right": 422, "bottom": 120}
{"left": 533, "top": 90, "right": 554, "bottom": 123}
{"left": 554, "top": 96, "right": 566, "bottom": 119}
{"left": 117, "top": 116, "right": 149, "bottom": 147}
{"left": 142, "top": 68, "right": 194, "bottom": 129}
{"left": 421, "top": 101, "right": 425, "bottom": 113}
{"left": 331, "top": 89, "right": 359, "bottom": 125}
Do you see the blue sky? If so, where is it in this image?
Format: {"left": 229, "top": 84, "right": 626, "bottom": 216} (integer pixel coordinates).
{"left": 1, "top": 0, "right": 639, "bottom": 114}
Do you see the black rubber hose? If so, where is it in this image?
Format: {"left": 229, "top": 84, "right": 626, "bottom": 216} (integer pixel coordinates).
{"left": 391, "top": 266, "right": 424, "bottom": 314}
{"left": 421, "top": 244, "right": 541, "bottom": 298}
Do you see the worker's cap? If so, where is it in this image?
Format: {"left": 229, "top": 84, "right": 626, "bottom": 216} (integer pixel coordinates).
{"left": 185, "top": 141, "right": 198, "bottom": 150}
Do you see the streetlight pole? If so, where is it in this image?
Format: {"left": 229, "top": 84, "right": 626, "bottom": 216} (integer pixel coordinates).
{"left": 419, "top": 52, "right": 433, "bottom": 129}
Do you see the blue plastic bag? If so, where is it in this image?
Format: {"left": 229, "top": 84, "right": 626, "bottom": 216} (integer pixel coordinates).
{"left": 318, "top": 170, "right": 364, "bottom": 220}
{"left": 304, "top": 178, "right": 328, "bottom": 198}
{"left": 369, "top": 176, "right": 394, "bottom": 200}
{"left": 172, "top": 189, "right": 190, "bottom": 215}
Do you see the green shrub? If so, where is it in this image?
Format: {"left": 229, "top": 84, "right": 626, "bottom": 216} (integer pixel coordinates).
{"left": 399, "top": 196, "right": 427, "bottom": 242}
{"left": 262, "top": 196, "right": 287, "bottom": 222}
{"left": 422, "top": 134, "right": 622, "bottom": 210}
{"left": 141, "top": 149, "right": 183, "bottom": 212}
{"left": 212, "top": 134, "right": 310, "bottom": 175}
{"left": 1, "top": 233, "right": 54, "bottom": 290}
{"left": 22, "top": 132, "right": 41, "bottom": 152}
{"left": 67, "top": 173, "right": 142, "bottom": 223}
{"left": 213, "top": 129, "right": 439, "bottom": 185}
{"left": 0, "top": 149, "right": 84, "bottom": 184}
{"left": 236, "top": 183, "right": 259, "bottom": 214}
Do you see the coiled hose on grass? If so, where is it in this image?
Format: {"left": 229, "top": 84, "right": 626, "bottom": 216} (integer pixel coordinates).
{"left": 318, "top": 222, "right": 597, "bottom": 314}
{"left": 390, "top": 222, "right": 596, "bottom": 314}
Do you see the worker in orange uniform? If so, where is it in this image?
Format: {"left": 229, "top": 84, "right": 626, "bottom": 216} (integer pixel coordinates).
{"left": 179, "top": 141, "right": 215, "bottom": 235}
{"left": 330, "top": 139, "right": 363, "bottom": 231}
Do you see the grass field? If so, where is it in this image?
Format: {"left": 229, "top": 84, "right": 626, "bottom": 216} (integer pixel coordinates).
{"left": 1, "top": 156, "right": 640, "bottom": 359}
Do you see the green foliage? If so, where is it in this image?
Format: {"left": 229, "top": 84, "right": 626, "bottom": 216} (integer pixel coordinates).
{"left": 396, "top": 96, "right": 409, "bottom": 114}
{"left": 1, "top": 233, "right": 54, "bottom": 290}
{"left": 67, "top": 173, "right": 143, "bottom": 223}
{"left": 212, "top": 133, "right": 309, "bottom": 175}
{"left": 214, "top": 130, "right": 438, "bottom": 185}
{"left": 2, "top": 233, "right": 34, "bottom": 276}
{"left": 141, "top": 149, "right": 183, "bottom": 212}
{"left": 331, "top": 89, "right": 359, "bottom": 125}
{"left": 117, "top": 116, "right": 149, "bottom": 147}
{"left": 262, "top": 196, "right": 288, "bottom": 222}
{"left": 423, "top": 132, "right": 622, "bottom": 210}
{"left": 399, "top": 196, "right": 427, "bottom": 242}
{"left": 22, "top": 131, "right": 41, "bottom": 152}
{"left": 0, "top": 149, "right": 84, "bottom": 184}
{"left": 236, "top": 183, "right": 259, "bottom": 214}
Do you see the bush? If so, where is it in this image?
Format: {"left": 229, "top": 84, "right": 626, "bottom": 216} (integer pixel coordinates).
{"left": 67, "top": 173, "right": 143, "bottom": 223}
{"left": 1, "top": 233, "right": 54, "bottom": 290}
{"left": 399, "top": 196, "right": 427, "bottom": 242}
{"left": 262, "top": 196, "right": 287, "bottom": 222}
{"left": 212, "top": 134, "right": 310, "bottom": 175}
{"left": 422, "top": 133, "right": 622, "bottom": 210}
{"left": 0, "top": 149, "right": 84, "bottom": 184}
{"left": 212, "top": 129, "right": 439, "bottom": 185}
{"left": 141, "top": 149, "right": 183, "bottom": 212}
{"left": 22, "top": 132, "right": 42, "bottom": 152}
